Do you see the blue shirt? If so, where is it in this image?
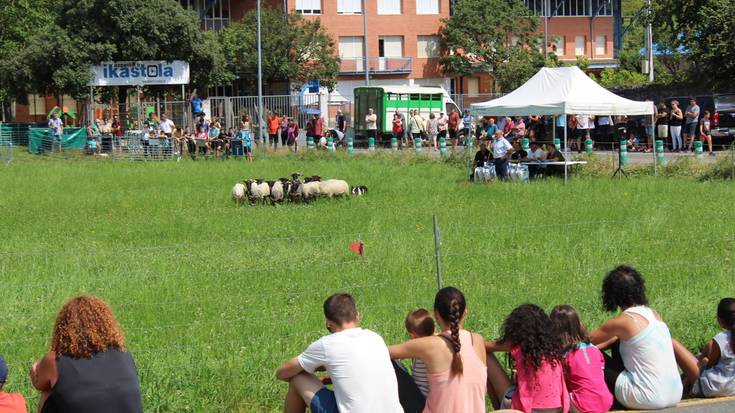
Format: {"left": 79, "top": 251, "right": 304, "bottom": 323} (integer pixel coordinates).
{"left": 556, "top": 115, "right": 567, "bottom": 128}
{"left": 240, "top": 131, "right": 252, "bottom": 147}
{"left": 485, "top": 124, "right": 499, "bottom": 136}
{"left": 191, "top": 97, "right": 203, "bottom": 114}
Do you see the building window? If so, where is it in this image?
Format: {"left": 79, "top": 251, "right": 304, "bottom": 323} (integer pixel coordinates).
{"left": 379, "top": 36, "right": 404, "bottom": 57}
{"left": 28, "top": 94, "right": 46, "bottom": 116}
{"left": 417, "top": 35, "right": 440, "bottom": 58}
{"left": 595, "top": 35, "right": 606, "bottom": 55}
{"left": 467, "top": 77, "right": 480, "bottom": 97}
{"left": 554, "top": 36, "right": 565, "bottom": 57}
{"left": 378, "top": 0, "right": 401, "bottom": 14}
{"left": 339, "top": 36, "right": 365, "bottom": 71}
{"left": 522, "top": 0, "right": 613, "bottom": 17}
{"left": 575, "top": 35, "right": 586, "bottom": 56}
{"left": 337, "top": 0, "right": 362, "bottom": 14}
{"left": 296, "top": 0, "right": 321, "bottom": 14}
{"left": 416, "top": 0, "right": 439, "bottom": 15}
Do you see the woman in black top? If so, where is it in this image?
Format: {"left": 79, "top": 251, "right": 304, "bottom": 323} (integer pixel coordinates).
{"left": 30, "top": 296, "right": 143, "bottom": 413}
{"left": 669, "top": 100, "right": 684, "bottom": 152}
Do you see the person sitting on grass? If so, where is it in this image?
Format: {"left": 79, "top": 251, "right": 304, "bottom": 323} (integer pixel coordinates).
{"left": 404, "top": 308, "right": 436, "bottom": 398}
{"left": 389, "top": 287, "right": 487, "bottom": 413}
{"left": 276, "top": 293, "right": 402, "bottom": 413}
{"left": 30, "top": 296, "right": 142, "bottom": 413}
{"left": 690, "top": 297, "right": 735, "bottom": 398}
{"left": 589, "top": 265, "right": 699, "bottom": 410}
{"left": 0, "top": 354, "right": 28, "bottom": 412}
{"left": 486, "top": 304, "right": 569, "bottom": 413}
{"left": 550, "top": 305, "right": 613, "bottom": 413}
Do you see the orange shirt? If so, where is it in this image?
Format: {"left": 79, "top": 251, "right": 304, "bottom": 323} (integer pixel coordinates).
{"left": 0, "top": 392, "right": 27, "bottom": 413}
{"left": 267, "top": 116, "right": 281, "bottom": 135}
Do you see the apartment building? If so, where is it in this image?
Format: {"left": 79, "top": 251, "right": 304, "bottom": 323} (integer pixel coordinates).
{"left": 285, "top": 0, "right": 619, "bottom": 98}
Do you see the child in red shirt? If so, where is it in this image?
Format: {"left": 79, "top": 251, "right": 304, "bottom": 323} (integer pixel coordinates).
{"left": 0, "top": 355, "right": 27, "bottom": 413}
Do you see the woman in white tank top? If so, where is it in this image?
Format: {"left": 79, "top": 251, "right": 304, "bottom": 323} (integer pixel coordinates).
{"left": 590, "top": 265, "right": 699, "bottom": 410}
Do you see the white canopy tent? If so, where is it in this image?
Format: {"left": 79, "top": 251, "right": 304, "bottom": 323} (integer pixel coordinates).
{"left": 470, "top": 66, "right": 656, "bottom": 181}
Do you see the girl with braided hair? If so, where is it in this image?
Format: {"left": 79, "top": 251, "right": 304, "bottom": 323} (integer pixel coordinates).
{"left": 486, "top": 304, "right": 570, "bottom": 413}
{"left": 389, "top": 287, "right": 487, "bottom": 412}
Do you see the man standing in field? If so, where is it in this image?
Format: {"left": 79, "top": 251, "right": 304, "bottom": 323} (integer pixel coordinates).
{"left": 48, "top": 112, "right": 63, "bottom": 156}
{"left": 276, "top": 293, "right": 403, "bottom": 413}
{"left": 267, "top": 112, "right": 281, "bottom": 149}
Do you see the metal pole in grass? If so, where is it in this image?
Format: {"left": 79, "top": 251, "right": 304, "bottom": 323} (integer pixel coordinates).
{"left": 433, "top": 214, "right": 443, "bottom": 290}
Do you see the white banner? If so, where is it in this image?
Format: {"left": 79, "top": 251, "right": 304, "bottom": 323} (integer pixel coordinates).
{"left": 88, "top": 61, "right": 190, "bottom": 86}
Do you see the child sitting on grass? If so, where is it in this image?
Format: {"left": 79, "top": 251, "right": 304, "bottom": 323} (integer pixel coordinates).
{"left": 404, "top": 308, "right": 435, "bottom": 397}
{"left": 693, "top": 298, "right": 735, "bottom": 398}
{"left": 486, "top": 304, "right": 569, "bottom": 413}
{"left": 550, "top": 305, "right": 613, "bottom": 413}
{"left": 0, "top": 354, "right": 28, "bottom": 412}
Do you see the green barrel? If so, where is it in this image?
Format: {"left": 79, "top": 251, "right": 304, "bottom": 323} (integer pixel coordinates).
{"left": 307, "top": 136, "right": 314, "bottom": 150}
{"left": 585, "top": 138, "right": 593, "bottom": 153}
{"left": 347, "top": 137, "right": 354, "bottom": 155}
{"left": 439, "top": 137, "right": 447, "bottom": 157}
{"left": 327, "top": 136, "right": 335, "bottom": 152}
{"left": 695, "top": 140, "right": 704, "bottom": 159}
{"left": 619, "top": 139, "right": 628, "bottom": 165}
{"left": 553, "top": 138, "right": 561, "bottom": 150}
{"left": 656, "top": 140, "right": 665, "bottom": 163}
{"left": 368, "top": 137, "right": 376, "bottom": 151}
{"left": 415, "top": 138, "right": 422, "bottom": 155}
{"left": 391, "top": 137, "right": 398, "bottom": 151}
{"left": 522, "top": 138, "right": 530, "bottom": 152}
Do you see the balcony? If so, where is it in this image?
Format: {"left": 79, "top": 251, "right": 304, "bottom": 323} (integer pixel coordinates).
{"left": 339, "top": 57, "right": 413, "bottom": 75}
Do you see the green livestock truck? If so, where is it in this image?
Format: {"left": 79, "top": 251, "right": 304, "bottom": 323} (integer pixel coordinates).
{"left": 353, "top": 86, "right": 460, "bottom": 142}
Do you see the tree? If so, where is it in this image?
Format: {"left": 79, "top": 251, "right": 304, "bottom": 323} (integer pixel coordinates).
{"left": 0, "top": 0, "right": 53, "bottom": 114}
{"left": 650, "top": 0, "right": 735, "bottom": 89}
{"left": 438, "top": 0, "right": 541, "bottom": 92}
{"left": 219, "top": 8, "right": 339, "bottom": 93}
{"left": 14, "top": 0, "right": 229, "bottom": 125}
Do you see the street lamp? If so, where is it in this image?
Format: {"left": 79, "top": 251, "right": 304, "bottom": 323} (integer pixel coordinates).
{"left": 257, "top": 0, "right": 265, "bottom": 143}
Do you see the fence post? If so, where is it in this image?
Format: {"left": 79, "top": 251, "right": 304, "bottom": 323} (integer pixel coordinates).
{"left": 433, "top": 214, "right": 443, "bottom": 290}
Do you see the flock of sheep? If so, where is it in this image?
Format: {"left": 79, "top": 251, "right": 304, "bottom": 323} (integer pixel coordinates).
{"left": 231, "top": 173, "right": 368, "bottom": 205}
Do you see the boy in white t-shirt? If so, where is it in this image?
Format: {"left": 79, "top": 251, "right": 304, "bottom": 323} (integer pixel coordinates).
{"left": 276, "top": 294, "right": 403, "bottom": 413}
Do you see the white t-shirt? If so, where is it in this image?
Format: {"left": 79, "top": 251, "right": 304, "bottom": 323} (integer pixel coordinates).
{"left": 575, "top": 115, "right": 589, "bottom": 129}
{"left": 49, "top": 118, "right": 63, "bottom": 135}
{"left": 492, "top": 137, "right": 513, "bottom": 159}
{"left": 528, "top": 147, "right": 544, "bottom": 160}
{"left": 366, "top": 114, "right": 377, "bottom": 130}
{"left": 298, "top": 328, "right": 403, "bottom": 413}
{"left": 160, "top": 119, "right": 175, "bottom": 134}
{"left": 699, "top": 331, "right": 735, "bottom": 397}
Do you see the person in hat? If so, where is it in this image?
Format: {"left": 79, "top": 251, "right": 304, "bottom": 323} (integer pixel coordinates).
{"left": 0, "top": 354, "right": 28, "bottom": 412}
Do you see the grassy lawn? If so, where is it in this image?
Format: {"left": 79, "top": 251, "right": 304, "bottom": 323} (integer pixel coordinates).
{"left": 1, "top": 151, "right": 733, "bottom": 412}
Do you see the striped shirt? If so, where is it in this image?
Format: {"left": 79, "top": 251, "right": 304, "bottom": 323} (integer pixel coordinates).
{"left": 412, "top": 358, "right": 429, "bottom": 397}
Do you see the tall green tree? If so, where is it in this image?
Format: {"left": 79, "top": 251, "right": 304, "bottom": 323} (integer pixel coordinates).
{"left": 437, "top": 0, "right": 541, "bottom": 92}
{"left": 650, "top": 0, "right": 735, "bottom": 89}
{"left": 0, "top": 0, "right": 53, "bottom": 115}
{"left": 14, "top": 0, "right": 230, "bottom": 124}
{"left": 219, "top": 8, "right": 339, "bottom": 93}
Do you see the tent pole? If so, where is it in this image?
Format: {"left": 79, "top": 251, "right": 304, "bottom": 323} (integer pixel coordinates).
{"left": 651, "top": 113, "right": 657, "bottom": 176}
{"left": 568, "top": 114, "right": 569, "bottom": 185}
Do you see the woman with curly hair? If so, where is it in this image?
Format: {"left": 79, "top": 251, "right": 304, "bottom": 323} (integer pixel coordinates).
{"left": 30, "top": 296, "right": 142, "bottom": 413}
{"left": 590, "top": 265, "right": 698, "bottom": 410}
{"left": 485, "top": 304, "right": 569, "bottom": 413}
{"left": 389, "top": 287, "right": 487, "bottom": 412}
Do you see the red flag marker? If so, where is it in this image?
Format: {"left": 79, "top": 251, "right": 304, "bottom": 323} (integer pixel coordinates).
{"left": 349, "top": 241, "right": 364, "bottom": 256}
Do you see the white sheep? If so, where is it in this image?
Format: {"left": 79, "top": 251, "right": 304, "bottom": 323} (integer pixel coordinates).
{"left": 318, "top": 179, "right": 350, "bottom": 198}
{"left": 245, "top": 179, "right": 271, "bottom": 204}
{"left": 268, "top": 180, "right": 285, "bottom": 204}
{"left": 231, "top": 182, "right": 247, "bottom": 204}
{"left": 294, "top": 181, "right": 321, "bottom": 202}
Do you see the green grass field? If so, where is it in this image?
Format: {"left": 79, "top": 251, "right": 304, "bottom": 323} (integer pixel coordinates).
{"left": 1, "top": 151, "right": 733, "bottom": 412}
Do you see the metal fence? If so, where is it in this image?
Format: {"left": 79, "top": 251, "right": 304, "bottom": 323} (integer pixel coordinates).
{"left": 89, "top": 101, "right": 190, "bottom": 132}
{"left": 208, "top": 94, "right": 323, "bottom": 132}
{"left": 0, "top": 124, "right": 14, "bottom": 164}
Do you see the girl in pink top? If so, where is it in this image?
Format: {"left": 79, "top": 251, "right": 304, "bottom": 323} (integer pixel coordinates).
{"left": 486, "top": 304, "right": 570, "bottom": 413}
{"left": 389, "top": 287, "right": 487, "bottom": 413}
{"left": 551, "top": 305, "right": 613, "bottom": 413}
